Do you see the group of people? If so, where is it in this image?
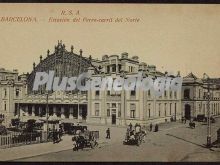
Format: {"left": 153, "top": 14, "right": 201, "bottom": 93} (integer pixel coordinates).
{"left": 181, "top": 116, "right": 187, "bottom": 124}
{"left": 149, "top": 123, "right": 159, "bottom": 132}
{"left": 48, "top": 126, "right": 63, "bottom": 144}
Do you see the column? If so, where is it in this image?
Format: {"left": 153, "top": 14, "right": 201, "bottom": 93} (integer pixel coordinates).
{"left": 61, "top": 106, "right": 65, "bottom": 119}
{"left": 32, "top": 105, "right": 35, "bottom": 116}
{"left": 53, "top": 106, "right": 57, "bottom": 117}
{"left": 69, "top": 106, "right": 74, "bottom": 119}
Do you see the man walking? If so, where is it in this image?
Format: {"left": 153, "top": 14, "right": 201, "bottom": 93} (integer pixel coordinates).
{"left": 150, "top": 123, "right": 153, "bottom": 132}
{"left": 154, "top": 124, "right": 159, "bottom": 132}
{"left": 129, "top": 123, "right": 132, "bottom": 131}
{"left": 106, "top": 128, "right": 110, "bottom": 139}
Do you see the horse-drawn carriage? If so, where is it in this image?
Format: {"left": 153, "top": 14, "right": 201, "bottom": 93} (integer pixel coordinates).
{"left": 123, "top": 124, "right": 146, "bottom": 146}
{"left": 72, "top": 130, "right": 99, "bottom": 151}
{"left": 62, "top": 123, "right": 87, "bottom": 135}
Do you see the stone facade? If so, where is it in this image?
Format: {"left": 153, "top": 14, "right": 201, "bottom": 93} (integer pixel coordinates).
{"left": 182, "top": 73, "right": 220, "bottom": 119}
{"left": 0, "top": 68, "right": 27, "bottom": 126}
{"left": 1, "top": 42, "right": 182, "bottom": 126}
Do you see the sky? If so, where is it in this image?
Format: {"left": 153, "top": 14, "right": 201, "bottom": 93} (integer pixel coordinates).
{"left": 0, "top": 4, "right": 219, "bottom": 78}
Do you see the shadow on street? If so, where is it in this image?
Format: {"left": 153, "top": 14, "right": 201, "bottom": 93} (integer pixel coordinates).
{"left": 166, "top": 133, "right": 207, "bottom": 148}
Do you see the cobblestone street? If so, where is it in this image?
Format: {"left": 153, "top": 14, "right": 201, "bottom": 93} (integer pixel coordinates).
{"left": 14, "top": 118, "right": 220, "bottom": 162}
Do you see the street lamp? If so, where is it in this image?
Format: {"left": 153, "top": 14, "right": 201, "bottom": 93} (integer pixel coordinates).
{"left": 46, "top": 92, "right": 49, "bottom": 141}
{"left": 203, "top": 73, "right": 211, "bottom": 148}
{"left": 120, "top": 71, "right": 127, "bottom": 126}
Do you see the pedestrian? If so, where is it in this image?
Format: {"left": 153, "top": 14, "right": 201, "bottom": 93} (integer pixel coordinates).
{"left": 135, "top": 124, "right": 141, "bottom": 133}
{"left": 184, "top": 117, "right": 187, "bottom": 124}
{"left": 72, "top": 136, "right": 78, "bottom": 151}
{"left": 135, "top": 123, "right": 138, "bottom": 128}
{"left": 129, "top": 123, "right": 132, "bottom": 131}
{"left": 154, "top": 124, "right": 158, "bottom": 132}
{"left": 150, "top": 123, "right": 153, "bottom": 132}
{"left": 106, "top": 128, "right": 110, "bottom": 139}
{"left": 53, "top": 130, "right": 57, "bottom": 144}
{"left": 58, "top": 127, "right": 63, "bottom": 141}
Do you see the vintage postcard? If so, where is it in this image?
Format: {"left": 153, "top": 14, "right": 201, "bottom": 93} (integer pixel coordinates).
{"left": 0, "top": 3, "right": 219, "bottom": 162}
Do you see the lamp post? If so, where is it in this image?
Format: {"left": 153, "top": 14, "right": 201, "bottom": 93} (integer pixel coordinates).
{"left": 120, "top": 71, "right": 126, "bottom": 126}
{"left": 102, "top": 71, "right": 107, "bottom": 125}
{"left": 77, "top": 49, "right": 82, "bottom": 123}
{"left": 46, "top": 92, "right": 49, "bottom": 141}
{"left": 77, "top": 91, "right": 80, "bottom": 123}
{"left": 207, "top": 79, "right": 211, "bottom": 147}
{"left": 204, "top": 73, "right": 211, "bottom": 147}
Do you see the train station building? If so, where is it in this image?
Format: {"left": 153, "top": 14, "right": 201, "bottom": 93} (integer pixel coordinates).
{"left": 1, "top": 41, "right": 184, "bottom": 126}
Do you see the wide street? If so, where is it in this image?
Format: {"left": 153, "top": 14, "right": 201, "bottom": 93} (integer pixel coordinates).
{"left": 16, "top": 119, "right": 220, "bottom": 162}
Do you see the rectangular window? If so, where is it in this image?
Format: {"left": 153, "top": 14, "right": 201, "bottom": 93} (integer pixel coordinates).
{"left": 112, "top": 64, "right": 116, "bottom": 72}
{"left": 95, "top": 90, "right": 100, "bottom": 96}
{"left": 148, "top": 103, "right": 151, "bottom": 118}
{"left": 170, "top": 103, "right": 172, "bottom": 115}
{"left": 16, "top": 88, "right": 19, "bottom": 97}
{"left": 174, "top": 91, "right": 177, "bottom": 98}
{"left": 130, "top": 103, "right": 136, "bottom": 118}
{"left": 107, "top": 109, "right": 110, "bottom": 117}
{"left": 118, "top": 103, "right": 121, "bottom": 117}
{"left": 148, "top": 90, "right": 151, "bottom": 96}
{"left": 4, "top": 88, "right": 7, "bottom": 98}
{"left": 118, "top": 110, "right": 121, "bottom": 117}
{"left": 170, "top": 91, "right": 172, "bottom": 98}
{"left": 175, "top": 103, "right": 177, "bottom": 115}
{"left": 95, "top": 110, "right": 99, "bottom": 116}
{"left": 4, "top": 101, "right": 6, "bottom": 111}
{"left": 159, "top": 103, "right": 161, "bottom": 117}
{"left": 165, "top": 103, "right": 167, "bottom": 116}
{"left": 107, "top": 91, "right": 110, "bottom": 96}
{"left": 164, "top": 91, "right": 167, "bottom": 97}
{"left": 95, "top": 103, "right": 99, "bottom": 116}
{"left": 131, "top": 90, "right": 136, "bottom": 96}
{"left": 112, "top": 103, "right": 116, "bottom": 108}
{"left": 107, "top": 103, "right": 110, "bottom": 108}
{"left": 107, "top": 66, "right": 110, "bottom": 73}
{"left": 130, "top": 110, "right": 135, "bottom": 118}
{"left": 107, "top": 103, "right": 110, "bottom": 117}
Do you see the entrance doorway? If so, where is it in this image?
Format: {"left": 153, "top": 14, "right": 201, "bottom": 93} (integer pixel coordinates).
{"left": 112, "top": 114, "right": 116, "bottom": 125}
{"left": 185, "top": 104, "right": 191, "bottom": 120}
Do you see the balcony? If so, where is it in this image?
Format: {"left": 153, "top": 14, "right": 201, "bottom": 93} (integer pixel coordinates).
{"left": 106, "top": 95, "right": 121, "bottom": 101}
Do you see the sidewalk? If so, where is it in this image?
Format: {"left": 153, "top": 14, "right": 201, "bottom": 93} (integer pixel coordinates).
{"left": 0, "top": 135, "right": 73, "bottom": 161}
{"left": 0, "top": 134, "right": 112, "bottom": 161}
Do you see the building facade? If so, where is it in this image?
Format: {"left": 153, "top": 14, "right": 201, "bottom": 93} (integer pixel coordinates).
{"left": 2, "top": 41, "right": 182, "bottom": 126}
{"left": 0, "top": 68, "right": 27, "bottom": 126}
{"left": 182, "top": 73, "right": 220, "bottom": 120}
